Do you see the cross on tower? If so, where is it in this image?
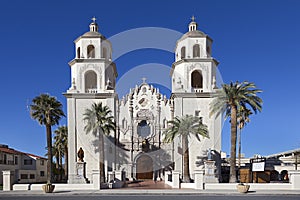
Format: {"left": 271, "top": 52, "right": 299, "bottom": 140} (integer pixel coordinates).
{"left": 92, "top": 16, "right": 97, "bottom": 23}
{"left": 191, "top": 15, "right": 196, "bottom": 22}
{"left": 141, "top": 77, "right": 147, "bottom": 83}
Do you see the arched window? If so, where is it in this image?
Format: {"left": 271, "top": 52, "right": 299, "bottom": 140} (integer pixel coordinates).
{"left": 77, "top": 47, "right": 81, "bottom": 58}
{"left": 191, "top": 70, "right": 203, "bottom": 88}
{"left": 137, "top": 120, "right": 150, "bottom": 138}
{"left": 84, "top": 70, "right": 97, "bottom": 93}
{"left": 206, "top": 46, "right": 211, "bottom": 57}
{"left": 87, "top": 45, "right": 95, "bottom": 58}
{"left": 193, "top": 44, "right": 200, "bottom": 58}
{"left": 102, "top": 47, "right": 107, "bottom": 59}
{"left": 181, "top": 46, "right": 186, "bottom": 59}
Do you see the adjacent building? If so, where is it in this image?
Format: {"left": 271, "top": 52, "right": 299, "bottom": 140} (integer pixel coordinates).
{"left": 0, "top": 144, "right": 47, "bottom": 184}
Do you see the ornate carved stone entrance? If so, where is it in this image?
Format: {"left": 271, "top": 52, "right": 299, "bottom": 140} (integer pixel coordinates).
{"left": 136, "top": 154, "right": 153, "bottom": 180}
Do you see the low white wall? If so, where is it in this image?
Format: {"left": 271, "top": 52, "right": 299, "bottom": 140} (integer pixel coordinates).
{"left": 205, "top": 183, "right": 236, "bottom": 190}
{"left": 181, "top": 183, "right": 195, "bottom": 189}
{"left": 30, "top": 183, "right": 95, "bottom": 191}
{"left": 248, "top": 183, "right": 292, "bottom": 190}
{"left": 53, "top": 184, "right": 96, "bottom": 191}
{"left": 13, "top": 184, "right": 30, "bottom": 191}
{"left": 18, "top": 183, "right": 96, "bottom": 191}
{"left": 205, "top": 183, "right": 292, "bottom": 190}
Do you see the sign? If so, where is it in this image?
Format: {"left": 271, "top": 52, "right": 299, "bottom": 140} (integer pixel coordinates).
{"left": 252, "top": 162, "right": 265, "bottom": 172}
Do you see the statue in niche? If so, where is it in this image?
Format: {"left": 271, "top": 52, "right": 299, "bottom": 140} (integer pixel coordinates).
{"left": 77, "top": 147, "right": 84, "bottom": 162}
{"left": 106, "top": 79, "right": 113, "bottom": 90}
{"left": 207, "top": 148, "right": 212, "bottom": 160}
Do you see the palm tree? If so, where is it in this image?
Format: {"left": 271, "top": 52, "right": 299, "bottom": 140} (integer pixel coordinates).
{"left": 83, "top": 102, "right": 115, "bottom": 183}
{"left": 210, "top": 81, "right": 262, "bottom": 183}
{"left": 163, "top": 115, "right": 208, "bottom": 183}
{"left": 50, "top": 145, "right": 62, "bottom": 182}
{"left": 54, "top": 126, "right": 68, "bottom": 181}
{"left": 30, "top": 94, "right": 65, "bottom": 184}
{"left": 237, "top": 107, "right": 252, "bottom": 170}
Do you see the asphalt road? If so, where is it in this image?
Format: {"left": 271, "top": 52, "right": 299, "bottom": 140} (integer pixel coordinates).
{"left": 0, "top": 195, "right": 299, "bottom": 200}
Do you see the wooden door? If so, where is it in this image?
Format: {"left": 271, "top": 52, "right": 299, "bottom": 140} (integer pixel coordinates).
{"left": 136, "top": 155, "right": 153, "bottom": 179}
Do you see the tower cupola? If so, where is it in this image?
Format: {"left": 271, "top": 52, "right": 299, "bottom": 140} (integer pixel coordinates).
{"left": 188, "top": 16, "right": 197, "bottom": 31}
{"left": 89, "top": 17, "right": 99, "bottom": 32}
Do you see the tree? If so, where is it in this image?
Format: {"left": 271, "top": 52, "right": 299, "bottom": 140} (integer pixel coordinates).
{"left": 83, "top": 102, "right": 115, "bottom": 183}
{"left": 163, "top": 115, "right": 208, "bottom": 183}
{"left": 210, "top": 81, "right": 262, "bottom": 183}
{"left": 30, "top": 94, "right": 65, "bottom": 184}
{"left": 237, "top": 107, "right": 252, "bottom": 170}
{"left": 54, "top": 126, "right": 68, "bottom": 181}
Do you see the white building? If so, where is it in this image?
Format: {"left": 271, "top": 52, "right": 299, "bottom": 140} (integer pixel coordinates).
{"left": 65, "top": 18, "right": 222, "bottom": 184}
{"left": 0, "top": 144, "right": 47, "bottom": 184}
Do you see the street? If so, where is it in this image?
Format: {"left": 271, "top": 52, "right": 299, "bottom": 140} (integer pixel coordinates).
{"left": 0, "top": 194, "right": 299, "bottom": 200}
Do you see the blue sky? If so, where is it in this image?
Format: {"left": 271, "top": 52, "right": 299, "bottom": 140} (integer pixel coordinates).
{"left": 0, "top": 0, "right": 299, "bottom": 158}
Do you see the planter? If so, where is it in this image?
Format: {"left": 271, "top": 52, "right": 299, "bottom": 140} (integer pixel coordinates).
{"left": 42, "top": 184, "right": 55, "bottom": 193}
{"left": 236, "top": 184, "right": 250, "bottom": 193}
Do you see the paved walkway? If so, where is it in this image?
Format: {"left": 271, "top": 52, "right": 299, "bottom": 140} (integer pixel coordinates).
{"left": 123, "top": 180, "right": 172, "bottom": 189}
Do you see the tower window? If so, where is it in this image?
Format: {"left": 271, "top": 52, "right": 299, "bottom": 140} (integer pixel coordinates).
{"left": 206, "top": 46, "right": 211, "bottom": 57}
{"left": 193, "top": 44, "right": 200, "bottom": 58}
{"left": 85, "top": 70, "right": 97, "bottom": 93}
{"left": 77, "top": 47, "right": 81, "bottom": 58}
{"left": 191, "top": 70, "right": 203, "bottom": 88}
{"left": 102, "top": 47, "right": 107, "bottom": 59}
{"left": 87, "top": 45, "right": 95, "bottom": 58}
{"left": 181, "top": 46, "right": 186, "bottom": 59}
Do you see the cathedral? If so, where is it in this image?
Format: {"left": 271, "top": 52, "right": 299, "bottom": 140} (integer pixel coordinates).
{"left": 64, "top": 18, "right": 222, "bottom": 185}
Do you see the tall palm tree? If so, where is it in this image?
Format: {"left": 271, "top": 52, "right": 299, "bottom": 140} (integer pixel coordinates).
{"left": 163, "top": 115, "right": 208, "bottom": 183}
{"left": 210, "top": 81, "right": 262, "bottom": 183}
{"left": 237, "top": 107, "right": 252, "bottom": 170}
{"left": 30, "top": 94, "right": 65, "bottom": 184}
{"left": 83, "top": 102, "right": 115, "bottom": 183}
{"left": 54, "top": 126, "right": 68, "bottom": 180}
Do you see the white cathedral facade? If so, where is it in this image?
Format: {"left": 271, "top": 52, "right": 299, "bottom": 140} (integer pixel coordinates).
{"left": 64, "top": 18, "right": 222, "bottom": 185}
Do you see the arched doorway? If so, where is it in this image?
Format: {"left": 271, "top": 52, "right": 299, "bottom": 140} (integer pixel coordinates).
{"left": 136, "top": 154, "right": 153, "bottom": 180}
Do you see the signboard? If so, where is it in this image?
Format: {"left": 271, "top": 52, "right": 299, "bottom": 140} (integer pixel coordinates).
{"left": 252, "top": 162, "right": 265, "bottom": 172}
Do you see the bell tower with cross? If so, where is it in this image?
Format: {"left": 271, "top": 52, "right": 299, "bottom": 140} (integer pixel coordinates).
{"left": 170, "top": 17, "right": 222, "bottom": 173}
{"left": 64, "top": 17, "right": 118, "bottom": 185}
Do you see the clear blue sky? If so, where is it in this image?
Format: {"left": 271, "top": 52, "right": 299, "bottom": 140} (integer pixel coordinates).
{"left": 0, "top": 0, "right": 299, "bottom": 158}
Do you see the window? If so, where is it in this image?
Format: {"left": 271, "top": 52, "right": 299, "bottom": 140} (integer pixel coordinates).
{"left": 40, "top": 160, "right": 44, "bottom": 166}
{"left": 14, "top": 156, "right": 18, "bottom": 165}
{"left": 77, "top": 47, "right": 81, "bottom": 58}
{"left": 191, "top": 70, "right": 203, "bottom": 88}
{"left": 21, "top": 174, "right": 28, "bottom": 179}
{"left": 30, "top": 174, "right": 35, "bottom": 179}
{"left": 87, "top": 45, "right": 95, "bottom": 58}
{"left": 193, "top": 44, "right": 200, "bottom": 58}
{"left": 24, "top": 159, "right": 33, "bottom": 165}
{"left": 84, "top": 70, "right": 97, "bottom": 92}
{"left": 181, "top": 46, "right": 186, "bottom": 59}
{"left": 4, "top": 154, "right": 7, "bottom": 164}
{"left": 206, "top": 46, "right": 211, "bottom": 56}
{"left": 40, "top": 171, "right": 45, "bottom": 177}
{"left": 102, "top": 47, "right": 107, "bottom": 59}
{"left": 122, "top": 118, "right": 127, "bottom": 129}
{"left": 137, "top": 120, "right": 150, "bottom": 138}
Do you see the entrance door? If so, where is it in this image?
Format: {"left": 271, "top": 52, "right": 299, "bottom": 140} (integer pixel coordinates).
{"left": 136, "top": 155, "right": 153, "bottom": 179}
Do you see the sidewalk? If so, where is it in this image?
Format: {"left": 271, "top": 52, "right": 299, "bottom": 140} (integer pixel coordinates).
{"left": 1, "top": 189, "right": 300, "bottom": 196}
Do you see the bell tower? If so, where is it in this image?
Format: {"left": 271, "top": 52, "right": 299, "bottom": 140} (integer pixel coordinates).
{"left": 64, "top": 18, "right": 118, "bottom": 185}
{"left": 171, "top": 16, "right": 218, "bottom": 93}
{"left": 67, "top": 17, "right": 117, "bottom": 94}
{"left": 170, "top": 17, "right": 222, "bottom": 175}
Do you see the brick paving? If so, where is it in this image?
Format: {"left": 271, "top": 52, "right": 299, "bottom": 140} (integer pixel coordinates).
{"left": 123, "top": 180, "right": 172, "bottom": 189}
